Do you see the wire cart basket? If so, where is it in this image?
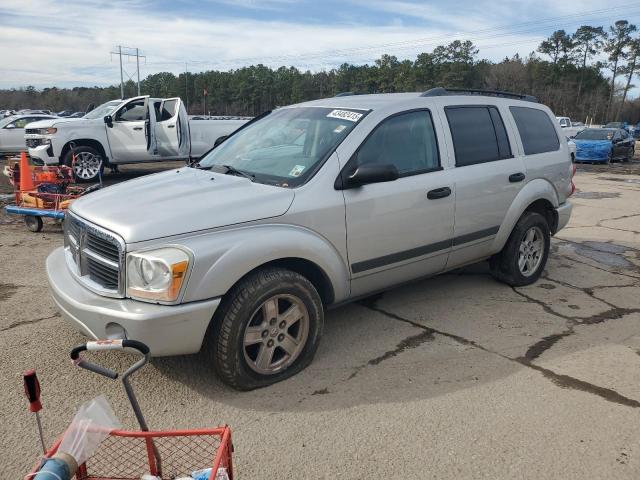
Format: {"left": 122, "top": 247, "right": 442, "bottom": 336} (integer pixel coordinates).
{"left": 26, "top": 340, "right": 234, "bottom": 480}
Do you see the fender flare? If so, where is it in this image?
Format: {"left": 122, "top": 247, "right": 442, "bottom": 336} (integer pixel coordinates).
{"left": 492, "top": 179, "right": 559, "bottom": 252}
{"left": 60, "top": 138, "right": 110, "bottom": 165}
{"left": 180, "top": 224, "right": 350, "bottom": 304}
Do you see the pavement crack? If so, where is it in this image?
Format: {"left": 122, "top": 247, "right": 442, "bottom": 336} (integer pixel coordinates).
{"left": 510, "top": 287, "right": 575, "bottom": 322}
{"left": 518, "top": 330, "right": 574, "bottom": 362}
{"left": 521, "top": 361, "right": 640, "bottom": 408}
{"left": 359, "top": 301, "right": 640, "bottom": 409}
{"left": 1, "top": 313, "right": 60, "bottom": 332}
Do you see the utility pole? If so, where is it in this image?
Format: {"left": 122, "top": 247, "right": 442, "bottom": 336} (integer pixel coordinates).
{"left": 118, "top": 46, "right": 124, "bottom": 99}
{"left": 185, "top": 63, "right": 189, "bottom": 113}
{"left": 136, "top": 48, "right": 140, "bottom": 95}
{"left": 110, "top": 46, "right": 146, "bottom": 98}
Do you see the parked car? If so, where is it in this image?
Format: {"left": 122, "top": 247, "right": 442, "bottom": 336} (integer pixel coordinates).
{"left": 46, "top": 88, "right": 574, "bottom": 389}
{"left": 567, "top": 138, "right": 576, "bottom": 161}
{"left": 603, "top": 121, "right": 629, "bottom": 132}
{"left": 572, "top": 128, "right": 635, "bottom": 163}
{"left": 57, "top": 110, "right": 74, "bottom": 117}
{"left": 0, "top": 113, "right": 58, "bottom": 154}
{"left": 68, "top": 111, "right": 85, "bottom": 118}
{"left": 26, "top": 96, "right": 249, "bottom": 181}
{"left": 556, "top": 116, "right": 584, "bottom": 138}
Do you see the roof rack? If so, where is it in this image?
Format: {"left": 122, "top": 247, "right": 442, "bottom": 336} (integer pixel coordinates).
{"left": 420, "top": 87, "right": 538, "bottom": 103}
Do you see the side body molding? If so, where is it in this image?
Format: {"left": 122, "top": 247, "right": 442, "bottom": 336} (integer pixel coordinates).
{"left": 177, "top": 224, "right": 351, "bottom": 304}
{"left": 491, "top": 178, "right": 560, "bottom": 252}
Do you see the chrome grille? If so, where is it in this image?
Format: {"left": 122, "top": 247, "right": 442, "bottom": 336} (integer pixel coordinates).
{"left": 25, "top": 128, "right": 39, "bottom": 135}
{"left": 64, "top": 213, "right": 125, "bottom": 297}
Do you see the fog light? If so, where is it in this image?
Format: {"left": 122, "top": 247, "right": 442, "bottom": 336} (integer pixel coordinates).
{"left": 105, "top": 322, "right": 127, "bottom": 340}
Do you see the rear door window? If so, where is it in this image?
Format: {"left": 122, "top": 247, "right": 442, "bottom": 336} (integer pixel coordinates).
{"left": 445, "top": 106, "right": 512, "bottom": 167}
{"left": 509, "top": 106, "right": 560, "bottom": 155}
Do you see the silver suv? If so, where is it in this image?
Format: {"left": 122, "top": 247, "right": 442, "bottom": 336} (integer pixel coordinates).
{"left": 47, "top": 88, "right": 574, "bottom": 390}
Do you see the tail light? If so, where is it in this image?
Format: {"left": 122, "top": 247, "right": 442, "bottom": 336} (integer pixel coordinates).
{"left": 568, "top": 163, "right": 577, "bottom": 196}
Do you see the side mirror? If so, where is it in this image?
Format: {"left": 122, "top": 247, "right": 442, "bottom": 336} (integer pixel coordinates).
{"left": 4, "top": 124, "right": 15, "bottom": 129}
{"left": 340, "top": 163, "right": 399, "bottom": 189}
{"left": 104, "top": 115, "right": 113, "bottom": 128}
{"left": 214, "top": 135, "right": 229, "bottom": 147}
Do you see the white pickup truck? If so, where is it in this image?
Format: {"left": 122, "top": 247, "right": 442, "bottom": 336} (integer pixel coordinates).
{"left": 25, "top": 96, "right": 249, "bottom": 181}
{"left": 556, "top": 116, "right": 584, "bottom": 139}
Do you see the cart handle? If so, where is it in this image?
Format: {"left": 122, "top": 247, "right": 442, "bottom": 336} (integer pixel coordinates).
{"left": 69, "top": 339, "right": 160, "bottom": 474}
{"left": 70, "top": 339, "right": 150, "bottom": 380}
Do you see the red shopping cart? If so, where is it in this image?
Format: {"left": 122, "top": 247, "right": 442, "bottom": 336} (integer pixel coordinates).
{"left": 26, "top": 339, "right": 234, "bottom": 479}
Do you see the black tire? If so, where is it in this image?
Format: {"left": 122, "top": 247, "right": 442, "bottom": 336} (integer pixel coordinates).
{"left": 24, "top": 215, "right": 43, "bottom": 232}
{"left": 489, "top": 212, "right": 551, "bottom": 287}
{"left": 208, "top": 267, "right": 324, "bottom": 390}
{"left": 64, "top": 146, "right": 104, "bottom": 183}
{"left": 623, "top": 147, "right": 634, "bottom": 163}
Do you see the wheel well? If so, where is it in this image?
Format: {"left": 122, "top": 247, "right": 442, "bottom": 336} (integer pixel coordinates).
{"left": 524, "top": 199, "right": 558, "bottom": 234}
{"left": 241, "top": 258, "right": 335, "bottom": 305}
{"left": 60, "top": 139, "right": 109, "bottom": 165}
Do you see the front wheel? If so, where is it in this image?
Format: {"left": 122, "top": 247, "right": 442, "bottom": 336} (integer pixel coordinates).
{"left": 490, "top": 212, "right": 551, "bottom": 287}
{"left": 64, "top": 146, "right": 104, "bottom": 182}
{"left": 209, "top": 267, "right": 324, "bottom": 390}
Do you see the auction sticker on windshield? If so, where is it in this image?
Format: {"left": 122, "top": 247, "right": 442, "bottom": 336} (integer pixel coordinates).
{"left": 327, "top": 110, "right": 363, "bottom": 122}
{"left": 289, "top": 165, "right": 306, "bottom": 177}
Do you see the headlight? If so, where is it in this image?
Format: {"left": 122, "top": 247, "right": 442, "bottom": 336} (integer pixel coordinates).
{"left": 126, "top": 247, "right": 190, "bottom": 302}
{"left": 39, "top": 127, "right": 57, "bottom": 135}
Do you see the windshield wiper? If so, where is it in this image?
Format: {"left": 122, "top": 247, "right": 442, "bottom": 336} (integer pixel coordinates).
{"left": 221, "top": 165, "right": 255, "bottom": 181}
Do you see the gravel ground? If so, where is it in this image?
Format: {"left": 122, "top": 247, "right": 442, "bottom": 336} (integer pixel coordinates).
{"left": 2, "top": 157, "right": 640, "bottom": 479}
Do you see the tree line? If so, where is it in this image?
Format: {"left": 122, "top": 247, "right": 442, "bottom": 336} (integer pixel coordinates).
{"left": 2, "top": 20, "right": 640, "bottom": 124}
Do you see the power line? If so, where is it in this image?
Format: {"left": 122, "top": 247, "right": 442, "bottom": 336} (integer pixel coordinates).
{"left": 110, "top": 45, "right": 146, "bottom": 98}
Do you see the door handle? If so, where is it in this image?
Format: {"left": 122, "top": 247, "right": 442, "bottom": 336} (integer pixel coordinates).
{"left": 427, "top": 187, "right": 451, "bottom": 200}
{"left": 167, "top": 125, "right": 175, "bottom": 128}
{"left": 133, "top": 127, "right": 143, "bottom": 131}
{"left": 509, "top": 172, "right": 525, "bottom": 183}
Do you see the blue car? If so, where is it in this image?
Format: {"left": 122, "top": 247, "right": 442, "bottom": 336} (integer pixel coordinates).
{"left": 573, "top": 128, "right": 635, "bottom": 163}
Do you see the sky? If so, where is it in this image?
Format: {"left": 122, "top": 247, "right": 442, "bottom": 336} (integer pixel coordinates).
{"left": 2, "top": 0, "right": 640, "bottom": 89}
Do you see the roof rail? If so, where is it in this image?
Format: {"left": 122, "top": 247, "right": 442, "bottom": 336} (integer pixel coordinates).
{"left": 334, "top": 91, "right": 359, "bottom": 97}
{"left": 420, "top": 87, "right": 538, "bottom": 103}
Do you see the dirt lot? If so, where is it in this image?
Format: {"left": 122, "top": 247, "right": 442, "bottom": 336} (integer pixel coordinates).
{"left": 2, "top": 159, "right": 640, "bottom": 479}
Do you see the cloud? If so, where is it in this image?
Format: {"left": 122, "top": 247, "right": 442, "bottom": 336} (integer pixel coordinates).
{"left": 0, "top": 0, "right": 633, "bottom": 88}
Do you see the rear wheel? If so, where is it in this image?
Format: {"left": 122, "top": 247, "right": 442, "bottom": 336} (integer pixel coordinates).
{"left": 64, "top": 146, "right": 104, "bottom": 182}
{"left": 209, "top": 267, "right": 324, "bottom": 390}
{"left": 490, "top": 212, "right": 551, "bottom": 287}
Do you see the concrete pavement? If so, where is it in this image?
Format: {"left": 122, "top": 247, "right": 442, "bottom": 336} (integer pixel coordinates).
{"left": 2, "top": 162, "right": 640, "bottom": 479}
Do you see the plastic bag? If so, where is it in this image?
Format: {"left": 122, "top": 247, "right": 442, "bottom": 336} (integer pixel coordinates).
{"left": 58, "top": 395, "right": 121, "bottom": 466}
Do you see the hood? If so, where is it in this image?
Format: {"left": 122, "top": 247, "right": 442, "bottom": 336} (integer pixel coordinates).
{"left": 70, "top": 168, "right": 295, "bottom": 243}
{"left": 26, "top": 118, "right": 86, "bottom": 129}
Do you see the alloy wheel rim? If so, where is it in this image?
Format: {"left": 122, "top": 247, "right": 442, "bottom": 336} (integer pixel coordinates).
{"left": 243, "top": 294, "right": 309, "bottom": 375}
{"left": 73, "top": 152, "right": 102, "bottom": 179}
{"left": 518, "top": 226, "right": 544, "bottom": 277}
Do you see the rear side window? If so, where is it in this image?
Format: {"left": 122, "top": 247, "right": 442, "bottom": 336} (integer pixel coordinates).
{"left": 510, "top": 106, "right": 560, "bottom": 155}
{"left": 445, "top": 106, "right": 512, "bottom": 167}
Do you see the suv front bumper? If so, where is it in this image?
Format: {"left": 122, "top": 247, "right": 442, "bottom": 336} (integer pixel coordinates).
{"left": 28, "top": 144, "right": 58, "bottom": 165}
{"left": 46, "top": 247, "right": 220, "bottom": 356}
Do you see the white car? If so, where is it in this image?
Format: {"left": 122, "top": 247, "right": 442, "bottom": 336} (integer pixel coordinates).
{"left": 25, "top": 96, "right": 249, "bottom": 181}
{"left": 0, "top": 114, "right": 57, "bottom": 153}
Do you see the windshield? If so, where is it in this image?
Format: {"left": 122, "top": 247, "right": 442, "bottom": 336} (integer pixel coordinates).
{"left": 0, "top": 115, "right": 18, "bottom": 128}
{"left": 198, "top": 106, "right": 367, "bottom": 187}
{"left": 574, "top": 129, "right": 614, "bottom": 141}
{"left": 83, "top": 100, "right": 122, "bottom": 120}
